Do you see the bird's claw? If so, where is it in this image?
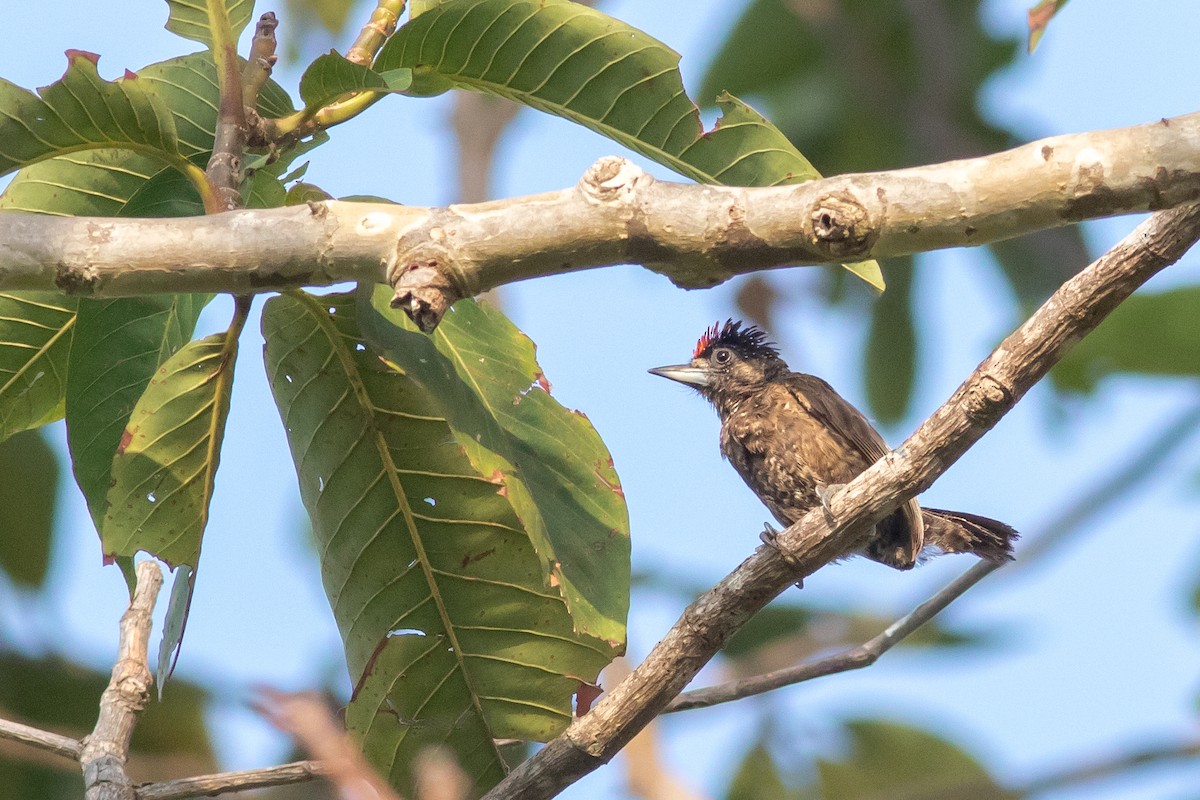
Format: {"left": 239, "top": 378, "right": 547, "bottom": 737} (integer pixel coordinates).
{"left": 816, "top": 483, "right": 845, "bottom": 519}
{"left": 759, "top": 522, "right": 804, "bottom": 589}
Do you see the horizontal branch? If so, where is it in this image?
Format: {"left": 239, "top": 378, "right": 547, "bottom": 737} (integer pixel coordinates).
{"left": 0, "top": 111, "right": 1197, "bottom": 326}
{"left": 137, "top": 761, "right": 324, "bottom": 800}
{"left": 481, "top": 203, "right": 1200, "bottom": 800}
{"left": 0, "top": 716, "right": 82, "bottom": 760}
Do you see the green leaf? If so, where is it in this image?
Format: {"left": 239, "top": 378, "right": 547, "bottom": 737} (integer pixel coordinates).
{"left": 298, "top": 51, "right": 412, "bottom": 113}
{"left": 1053, "top": 287, "right": 1200, "bottom": 393}
{"left": 817, "top": 720, "right": 1006, "bottom": 799}
{"left": 262, "top": 290, "right": 621, "bottom": 795}
{"left": 864, "top": 260, "right": 916, "bottom": 424}
{"left": 0, "top": 51, "right": 183, "bottom": 179}
{"left": 66, "top": 296, "right": 210, "bottom": 531}
{"left": 165, "top": 0, "right": 255, "bottom": 48}
{"left": 376, "top": 0, "right": 882, "bottom": 289}
{"left": 0, "top": 429, "right": 59, "bottom": 588}
{"left": 726, "top": 739, "right": 799, "bottom": 800}
{"left": 102, "top": 329, "right": 239, "bottom": 567}
{"left": 0, "top": 292, "right": 75, "bottom": 441}
{"left": 158, "top": 565, "right": 197, "bottom": 691}
{"left": 359, "top": 287, "right": 629, "bottom": 645}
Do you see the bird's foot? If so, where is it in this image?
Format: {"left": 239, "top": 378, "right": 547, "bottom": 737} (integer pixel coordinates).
{"left": 759, "top": 522, "right": 804, "bottom": 590}
{"left": 816, "top": 483, "right": 846, "bottom": 520}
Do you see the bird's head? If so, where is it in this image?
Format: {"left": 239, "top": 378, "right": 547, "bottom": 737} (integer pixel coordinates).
{"left": 649, "top": 320, "right": 786, "bottom": 408}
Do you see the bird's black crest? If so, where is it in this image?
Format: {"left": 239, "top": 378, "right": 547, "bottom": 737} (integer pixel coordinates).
{"left": 694, "top": 319, "right": 779, "bottom": 360}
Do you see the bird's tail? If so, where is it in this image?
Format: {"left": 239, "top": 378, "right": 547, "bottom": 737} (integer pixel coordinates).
{"left": 921, "top": 508, "right": 1018, "bottom": 563}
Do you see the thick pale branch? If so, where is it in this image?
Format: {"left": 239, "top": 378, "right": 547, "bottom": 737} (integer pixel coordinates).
{"left": 81, "top": 561, "right": 163, "bottom": 800}
{"left": 0, "top": 112, "right": 1198, "bottom": 318}
{"left": 481, "top": 204, "right": 1200, "bottom": 800}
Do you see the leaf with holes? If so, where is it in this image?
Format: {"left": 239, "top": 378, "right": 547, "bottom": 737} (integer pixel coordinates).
{"left": 164, "top": 0, "right": 255, "bottom": 49}
{"left": 263, "top": 291, "right": 620, "bottom": 795}
{"left": 376, "top": 0, "right": 882, "bottom": 289}
{"left": 102, "top": 330, "right": 240, "bottom": 567}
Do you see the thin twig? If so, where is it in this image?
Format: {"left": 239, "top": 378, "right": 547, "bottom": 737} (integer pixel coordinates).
{"left": 80, "top": 561, "right": 164, "bottom": 800}
{"left": 666, "top": 559, "right": 1001, "bottom": 712}
{"left": 0, "top": 716, "right": 82, "bottom": 760}
{"left": 345, "top": 0, "right": 406, "bottom": 65}
{"left": 667, "top": 398, "right": 1200, "bottom": 711}
{"left": 136, "top": 761, "right": 325, "bottom": 800}
{"left": 481, "top": 204, "right": 1200, "bottom": 800}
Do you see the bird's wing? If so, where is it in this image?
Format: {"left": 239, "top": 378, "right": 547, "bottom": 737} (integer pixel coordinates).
{"left": 786, "top": 373, "right": 924, "bottom": 566}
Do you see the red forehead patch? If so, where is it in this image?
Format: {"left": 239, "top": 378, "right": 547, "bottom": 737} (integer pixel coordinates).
{"left": 693, "top": 322, "right": 721, "bottom": 358}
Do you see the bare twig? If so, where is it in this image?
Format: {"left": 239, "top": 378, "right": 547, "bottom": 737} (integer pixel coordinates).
{"left": 667, "top": 397, "right": 1200, "bottom": 711}
{"left": 1, "top": 112, "right": 1198, "bottom": 308}
{"left": 480, "top": 203, "right": 1200, "bottom": 800}
{"left": 241, "top": 12, "right": 279, "bottom": 109}
{"left": 136, "top": 761, "right": 325, "bottom": 800}
{"left": 0, "top": 716, "right": 82, "bottom": 760}
{"left": 80, "top": 561, "right": 163, "bottom": 800}
{"left": 666, "top": 558, "right": 1002, "bottom": 712}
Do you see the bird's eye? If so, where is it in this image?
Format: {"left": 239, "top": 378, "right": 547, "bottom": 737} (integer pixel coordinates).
{"left": 714, "top": 348, "right": 731, "bottom": 364}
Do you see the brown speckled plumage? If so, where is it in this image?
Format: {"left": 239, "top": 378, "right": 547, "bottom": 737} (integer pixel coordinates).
{"left": 652, "top": 320, "right": 1016, "bottom": 569}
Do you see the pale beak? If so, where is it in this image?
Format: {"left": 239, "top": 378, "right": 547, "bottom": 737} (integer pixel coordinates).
{"left": 648, "top": 364, "right": 710, "bottom": 388}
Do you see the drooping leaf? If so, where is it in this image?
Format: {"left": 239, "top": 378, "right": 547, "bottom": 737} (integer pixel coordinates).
{"left": 102, "top": 328, "right": 240, "bottom": 567}
{"left": 66, "top": 296, "right": 211, "bottom": 532}
{"left": 726, "top": 738, "right": 801, "bottom": 800}
{"left": 1028, "top": 0, "right": 1070, "bottom": 53}
{"left": 359, "top": 286, "right": 629, "bottom": 645}
{"left": 1053, "top": 287, "right": 1200, "bottom": 393}
{"left": 376, "top": 0, "right": 882, "bottom": 289}
{"left": 262, "top": 290, "right": 621, "bottom": 795}
{"left": 159, "top": 565, "right": 197, "bottom": 691}
{"left": 0, "top": 429, "right": 59, "bottom": 588}
{"left": 165, "top": 0, "right": 255, "bottom": 49}
{"left": 0, "top": 52, "right": 184, "bottom": 179}
{"left": 817, "top": 719, "right": 1006, "bottom": 799}
{"left": 298, "top": 51, "right": 411, "bottom": 113}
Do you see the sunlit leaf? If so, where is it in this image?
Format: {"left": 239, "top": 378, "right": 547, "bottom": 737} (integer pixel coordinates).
{"left": 376, "top": 0, "right": 882, "bottom": 289}
{"left": 102, "top": 329, "right": 239, "bottom": 567}
{"left": 298, "top": 51, "right": 411, "bottom": 113}
{"left": 0, "top": 292, "right": 74, "bottom": 441}
{"left": 0, "top": 52, "right": 183, "bottom": 179}
{"left": 0, "top": 429, "right": 59, "bottom": 588}
{"left": 263, "top": 290, "right": 622, "bottom": 795}
{"left": 165, "top": 0, "right": 255, "bottom": 49}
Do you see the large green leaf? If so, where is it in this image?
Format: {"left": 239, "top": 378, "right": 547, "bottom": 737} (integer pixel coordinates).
{"left": 102, "top": 329, "right": 239, "bottom": 567}
{"left": 0, "top": 51, "right": 184, "bottom": 179}
{"left": 0, "top": 429, "right": 59, "bottom": 588}
{"left": 376, "top": 0, "right": 882, "bottom": 289}
{"left": 0, "top": 292, "right": 74, "bottom": 441}
{"left": 1053, "top": 287, "right": 1200, "bottom": 393}
{"left": 262, "top": 290, "right": 620, "bottom": 795}
{"left": 359, "top": 286, "right": 628, "bottom": 645}
{"left": 165, "top": 0, "right": 255, "bottom": 49}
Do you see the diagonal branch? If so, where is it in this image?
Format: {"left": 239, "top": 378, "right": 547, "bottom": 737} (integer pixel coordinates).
{"left": 1, "top": 111, "right": 1198, "bottom": 316}
{"left": 481, "top": 203, "right": 1200, "bottom": 800}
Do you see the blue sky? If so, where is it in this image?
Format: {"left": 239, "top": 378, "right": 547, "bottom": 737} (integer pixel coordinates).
{"left": 3, "top": 1, "right": 1200, "bottom": 798}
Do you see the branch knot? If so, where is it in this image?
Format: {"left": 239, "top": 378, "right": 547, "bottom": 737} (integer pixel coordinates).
{"left": 809, "top": 192, "right": 874, "bottom": 257}
{"left": 579, "top": 157, "right": 650, "bottom": 206}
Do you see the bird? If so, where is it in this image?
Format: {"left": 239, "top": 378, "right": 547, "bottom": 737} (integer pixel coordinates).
{"left": 649, "top": 319, "right": 1017, "bottom": 570}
